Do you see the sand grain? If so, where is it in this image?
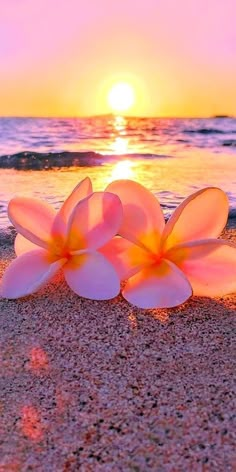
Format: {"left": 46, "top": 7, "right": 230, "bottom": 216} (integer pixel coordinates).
{"left": 0, "top": 229, "right": 235, "bottom": 471}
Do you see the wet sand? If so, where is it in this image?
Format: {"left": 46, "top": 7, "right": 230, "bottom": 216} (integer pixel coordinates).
{"left": 0, "top": 228, "right": 235, "bottom": 471}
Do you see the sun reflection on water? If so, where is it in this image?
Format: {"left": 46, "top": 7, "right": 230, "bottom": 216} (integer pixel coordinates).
{"left": 110, "top": 159, "right": 135, "bottom": 181}
{"left": 109, "top": 116, "right": 130, "bottom": 154}
{"left": 113, "top": 115, "right": 127, "bottom": 133}
{"left": 111, "top": 136, "right": 129, "bottom": 154}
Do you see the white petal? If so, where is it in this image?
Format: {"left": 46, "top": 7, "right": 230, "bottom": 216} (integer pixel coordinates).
{"left": 52, "top": 177, "right": 92, "bottom": 238}
{"left": 123, "top": 259, "right": 192, "bottom": 309}
{"left": 64, "top": 251, "right": 120, "bottom": 300}
{"left": 14, "top": 233, "right": 39, "bottom": 256}
{"left": 166, "top": 239, "right": 236, "bottom": 296}
{"left": 106, "top": 179, "right": 165, "bottom": 252}
{"left": 1, "top": 250, "right": 65, "bottom": 299}
{"left": 99, "top": 236, "right": 153, "bottom": 279}
{"left": 67, "top": 192, "right": 123, "bottom": 251}
{"left": 8, "top": 197, "right": 56, "bottom": 249}
{"left": 162, "top": 187, "right": 229, "bottom": 252}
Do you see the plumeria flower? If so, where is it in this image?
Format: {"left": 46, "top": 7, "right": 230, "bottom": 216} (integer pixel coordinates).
{"left": 1, "top": 177, "right": 123, "bottom": 300}
{"left": 101, "top": 180, "right": 236, "bottom": 309}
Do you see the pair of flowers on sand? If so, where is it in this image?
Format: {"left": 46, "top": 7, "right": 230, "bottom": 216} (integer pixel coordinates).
{"left": 1, "top": 178, "right": 236, "bottom": 309}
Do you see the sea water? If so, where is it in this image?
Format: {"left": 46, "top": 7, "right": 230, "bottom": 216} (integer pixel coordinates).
{"left": 0, "top": 115, "right": 236, "bottom": 227}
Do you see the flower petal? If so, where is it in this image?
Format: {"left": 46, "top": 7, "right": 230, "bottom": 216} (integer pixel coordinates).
{"left": 52, "top": 177, "right": 92, "bottom": 238}
{"left": 166, "top": 239, "right": 236, "bottom": 296}
{"left": 1, "top": 250, "right": 65, "bottom": 299}
{"left": 14, "top": 233, "right": 39, "bottom": 256}
{"left": 162, "top": 187, "right": 229, "bottom": 252}
{"left": 106, "top": 180, "right": 165, "bottom": 252}
{"left": 99, "top": 236, "right": 154, "bottom": 279}
{"left": 123, "top": 259, "right": 192, "bottom": 309}
{"left": 8, "top": 197, "right": 56, "bottom": 249}
{"left": 63, "top": 251, "right": 120, "bottom": 300}
{"left": 67, "top": 192, "right": 123, "bottom": 251}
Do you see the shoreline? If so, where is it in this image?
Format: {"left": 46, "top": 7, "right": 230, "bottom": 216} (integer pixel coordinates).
{"left": 0, "top": 229, "right": 235, "bottom": 470}
{"left": 0, "top": 149, "right": 236, "bottom": 170}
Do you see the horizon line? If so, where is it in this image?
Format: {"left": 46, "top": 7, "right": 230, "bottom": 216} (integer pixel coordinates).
{"left": 0, "top": 113, "right": 234, "bottom": 120}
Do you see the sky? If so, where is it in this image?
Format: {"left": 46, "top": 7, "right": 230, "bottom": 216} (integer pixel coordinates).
{"left": 0, "top": 0, "right": 236, "bottom": 117}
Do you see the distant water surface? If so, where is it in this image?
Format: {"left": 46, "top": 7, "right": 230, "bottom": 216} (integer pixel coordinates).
{"left": 0, "top": 116, "right": 236, "bottom": 227}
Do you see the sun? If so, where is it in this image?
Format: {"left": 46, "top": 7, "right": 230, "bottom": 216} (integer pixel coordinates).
{"left": 108, "top": 82, "right": 135, "bottom": 113}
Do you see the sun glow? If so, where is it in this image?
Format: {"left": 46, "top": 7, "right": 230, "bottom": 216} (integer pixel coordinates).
{"left": 110, "top": 160, "right": 135, "bottom": 181}
{"left": 108, "top": 82, "right": 135, "bottom": 113}
{"left": 111, "top": 137, "right": 129, "bottom": 155}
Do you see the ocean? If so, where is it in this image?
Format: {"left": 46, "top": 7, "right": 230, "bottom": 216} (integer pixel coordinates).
{"left": 0, "top": 115, "right": 236, "bottom": 228}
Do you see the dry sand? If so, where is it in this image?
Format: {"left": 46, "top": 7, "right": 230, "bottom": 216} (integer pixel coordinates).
{"left": 0, "top": 227, "right": 235, "bottom": 471}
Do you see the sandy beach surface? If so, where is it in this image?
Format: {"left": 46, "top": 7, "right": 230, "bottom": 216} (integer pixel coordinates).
{"left": 0, "top": 227, "right": 235, "bottom": 472}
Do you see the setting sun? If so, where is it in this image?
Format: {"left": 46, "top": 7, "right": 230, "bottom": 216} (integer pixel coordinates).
{"left": 108, "top": 82, "right": 135, "bottom": 113}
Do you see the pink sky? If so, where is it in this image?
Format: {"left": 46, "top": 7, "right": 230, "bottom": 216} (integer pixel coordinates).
{"left": 0, "top": 0, "right": 235, "bottom": 116}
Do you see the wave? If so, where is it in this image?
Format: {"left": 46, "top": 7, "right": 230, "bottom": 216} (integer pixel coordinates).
{"left": 0, "top": 151, "right": 105, "bottom": 170}
{"left": 222, "top": 140, "right": 236, "bottom": 147}
{"left": 229, "top": 208, "right": 236, "bottom": 218}
{"left": 0, "top": 151, "right": 171, "bottom": 170}
{"left": 184, "top": 128, "right": 226, "bottom": 135}
{"left": 228, "top": 209, "right": 236, "bottom": 228}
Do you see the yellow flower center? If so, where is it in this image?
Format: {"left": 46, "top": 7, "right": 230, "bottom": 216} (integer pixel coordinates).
{"left": 46, "top": 229, "right": 87, "bottom": 263}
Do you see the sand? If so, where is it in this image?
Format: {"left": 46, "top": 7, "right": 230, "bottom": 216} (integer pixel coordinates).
{"left": 0, "top": 227, "right": 235, "bottom": 471}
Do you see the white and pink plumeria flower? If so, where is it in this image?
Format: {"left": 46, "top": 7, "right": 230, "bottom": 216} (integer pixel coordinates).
{"left": 1, "top": 177, "right": 123, "bottom": 300}
{"left": 101, "top": 180, "right": 236, "bottom": 309}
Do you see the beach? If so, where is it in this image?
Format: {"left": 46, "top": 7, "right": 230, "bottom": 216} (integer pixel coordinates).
{"left": 1, "top": 0, "right": 236, "bottom": 468}
{"left": 0, "top": 226, "right": 235, "bottom": 471}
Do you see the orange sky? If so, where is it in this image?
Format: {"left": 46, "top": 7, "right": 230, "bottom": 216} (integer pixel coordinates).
{"left": 0, "top": 0, "right": 236, "bottom": 117}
